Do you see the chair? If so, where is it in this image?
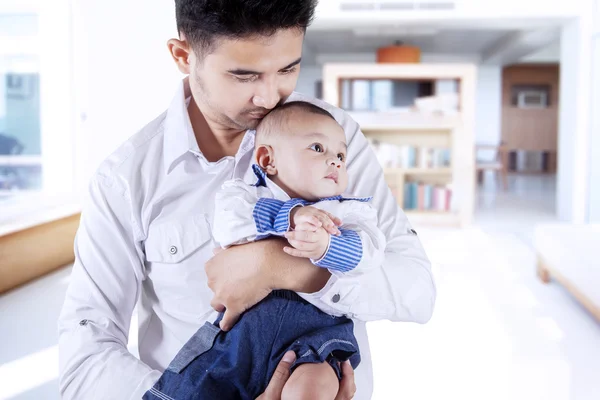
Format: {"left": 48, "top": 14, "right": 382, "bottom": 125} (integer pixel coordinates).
{"left": 476, "top": 143, "right": 509, "bottom": 190}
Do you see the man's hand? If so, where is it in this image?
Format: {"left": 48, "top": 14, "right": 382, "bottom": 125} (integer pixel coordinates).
{"left": 256, "top": 351, "right": 296, "bottom": 399}
{"left": 290, "top": 206, "right": 342, "bottom": 235}
{"left": 206, "top": 243, "right": 275, "bottom": 331}
{"left": 284, "top": 225, "right": 330, "bottom": 260}
{"left": 206, "top": 239, "right": 332, "bottom": 331}
{"left": 335, "top": 361, "right": 357, "bottom": 400}
{"left": 256, "top": 352, "right": 357, "bottom": 400}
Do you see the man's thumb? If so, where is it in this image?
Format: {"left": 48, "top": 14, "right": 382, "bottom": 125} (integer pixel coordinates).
{"left": 264, "top": 351, "right": 296, "bottom": 396}
{"left": 219, "top": 309, "right": 240, "bottom": 332}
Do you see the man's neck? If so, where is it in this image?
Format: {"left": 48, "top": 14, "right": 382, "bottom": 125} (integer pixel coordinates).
{"left": 188, "top": 98, "right": 245, "bottom": 162}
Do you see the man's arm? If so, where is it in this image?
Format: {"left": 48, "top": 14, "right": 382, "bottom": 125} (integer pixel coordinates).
{"left": 58, "top": 173, "right": 160, "bottom": 399}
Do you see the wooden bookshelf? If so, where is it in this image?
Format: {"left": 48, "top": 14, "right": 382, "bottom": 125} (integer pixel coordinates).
{"left": 323, "top": 63, "right": 477, "bottom": 227}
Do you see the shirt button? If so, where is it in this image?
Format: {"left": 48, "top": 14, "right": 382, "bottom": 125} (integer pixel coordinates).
{"left": 79, "top": 319, "right": 88, "bottom": 326}
{"left": 169, "top": 246, "right": 178, "bottom": 255}
{"left": 332, "top": 294, "right": 341, "bottom": 303}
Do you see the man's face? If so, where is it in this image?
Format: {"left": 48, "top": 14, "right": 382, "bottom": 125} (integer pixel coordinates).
{"left": 189, "top": 29, "right": 304, "bottom": 131}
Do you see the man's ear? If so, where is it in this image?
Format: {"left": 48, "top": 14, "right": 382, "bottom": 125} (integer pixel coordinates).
{"left": 256, "top": 145, "right": 277, "bottom": 176}
{"left": 167, "top": 38, "right": 191, "bottom": 75}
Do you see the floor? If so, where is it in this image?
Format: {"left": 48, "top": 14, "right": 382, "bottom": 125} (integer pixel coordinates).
{"left": 1, "top": 174, "right": 599, "bottom": 400}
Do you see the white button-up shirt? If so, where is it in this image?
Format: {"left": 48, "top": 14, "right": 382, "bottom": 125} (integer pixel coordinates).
{"left": 58, "top": 79, "right": 436, "bottom": 400}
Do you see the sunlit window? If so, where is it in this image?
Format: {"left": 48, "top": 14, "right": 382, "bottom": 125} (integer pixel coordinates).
{"left": 0, "top": 14, "right": 41, "bottom": 199}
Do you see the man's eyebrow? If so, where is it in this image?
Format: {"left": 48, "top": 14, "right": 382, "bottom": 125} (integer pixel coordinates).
{"left": 281, "top": 57, "right": 302, "bottom": 70}
{"left": 227, "top": 57, "right": 302, "bottom": 76}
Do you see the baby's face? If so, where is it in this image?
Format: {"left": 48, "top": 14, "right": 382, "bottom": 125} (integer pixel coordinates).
{"left": 274, "top": 113, "right": 348, "bottom": 201}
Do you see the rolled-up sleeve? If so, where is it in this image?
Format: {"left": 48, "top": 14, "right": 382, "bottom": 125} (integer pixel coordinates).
{"left": 300, "top": 115, "right": 436, "bottom": 324}
{"left": 58, "top": 172, "right": 161, "bottom": 400}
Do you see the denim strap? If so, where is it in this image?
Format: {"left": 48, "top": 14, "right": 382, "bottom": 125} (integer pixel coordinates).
{"left": 167, "top": 321, "right": 221, "bottom": 374}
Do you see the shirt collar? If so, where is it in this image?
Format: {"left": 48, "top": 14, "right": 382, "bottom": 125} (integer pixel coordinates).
{"left": 163, "top": 77, "right": 200, "bottom": 173}
{"left": 163, "top": 78, "right": 258, "bottom": 174}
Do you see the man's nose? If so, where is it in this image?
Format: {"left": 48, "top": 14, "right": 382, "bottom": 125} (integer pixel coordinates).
{"left": 252, "top": 78, "right": 280, "bottom": 109}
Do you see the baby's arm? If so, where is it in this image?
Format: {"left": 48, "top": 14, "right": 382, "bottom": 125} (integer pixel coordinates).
{"left": 286, "top": 201, "right": 386, "bottom": 277}
{"left": 212, "top": 179, "right": 277, "bottom": 247}
{"left": 213, "top": 180, "right": 340, "bottom": 248}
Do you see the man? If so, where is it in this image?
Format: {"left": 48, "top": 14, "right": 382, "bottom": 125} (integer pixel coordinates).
{"left": 58, "top": 1, "right": 436, "bottom": 399}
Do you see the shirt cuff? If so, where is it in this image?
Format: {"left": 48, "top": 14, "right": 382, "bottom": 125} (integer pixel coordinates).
{"left": 253, "top": 198, "right": 307, "bottom": 235}
{"left": 274, "top": 198, "right": 306, "bottom": 233}
{"left": 312, "top": 228, "right": 363, "bottom": 273}
{"left": 253, "top": 198, "right": 285, "bottom": 235}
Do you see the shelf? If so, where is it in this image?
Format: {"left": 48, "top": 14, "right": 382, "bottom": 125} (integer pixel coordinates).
{"left": 384, "top": 167, "right": 452, "bottom": 175}
{"left": 324, "top": 62, "right": 476, "bottom": 227}
{"left": 350, "top": 111, "right": 461, "bottom": 131}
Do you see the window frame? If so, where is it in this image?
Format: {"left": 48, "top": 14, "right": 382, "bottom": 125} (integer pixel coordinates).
{"left": 0, "top": 0, "right": 78, "bottom": 224}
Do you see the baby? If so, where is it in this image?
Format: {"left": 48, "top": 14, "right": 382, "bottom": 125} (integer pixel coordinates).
{"left": 144, "top": 101, "right": 386, "bottom": 400}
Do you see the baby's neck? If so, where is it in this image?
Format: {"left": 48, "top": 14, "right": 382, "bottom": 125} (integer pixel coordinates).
{"left": 270, "top": 175, "right": 339, "bottom": 202}
{"left": 270, "top": 175, "right": 302, "bottom": 199}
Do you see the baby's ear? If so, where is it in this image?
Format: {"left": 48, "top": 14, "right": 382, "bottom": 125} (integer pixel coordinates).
{"left": 255, "top": 145, "right": 277, "bottom": 176}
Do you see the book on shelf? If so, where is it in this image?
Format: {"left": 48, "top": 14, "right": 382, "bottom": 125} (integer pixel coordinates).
{"left": 402, "top": 181, "right": 452, "bottom": 212}
{"left": 369, "top": 139, "right": 451, "bottom": 169}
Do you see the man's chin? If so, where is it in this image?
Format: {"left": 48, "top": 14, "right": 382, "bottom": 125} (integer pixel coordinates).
{"left": 235, "top": 116, "right": 261, "bottom": 130}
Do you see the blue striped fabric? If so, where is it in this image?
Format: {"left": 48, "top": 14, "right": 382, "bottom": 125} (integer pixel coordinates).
{"left": 253, "top": 198, "right": 307, "bottom": 236}
{"left": 319, "top": 195, "right": 373, "bottom": 203}
{"left": 252, "top": 164, "right": 268, "bottom": 187}
{"left": 313, "top": 228, "right": 363, "bottom": 273}
{"left": 249, "top": 164, "right": 368, "bottom": 272}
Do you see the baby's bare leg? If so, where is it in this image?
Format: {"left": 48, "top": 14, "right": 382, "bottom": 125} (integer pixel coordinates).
{"left": 281, "top": 362, "right": 339, "bottom": 400}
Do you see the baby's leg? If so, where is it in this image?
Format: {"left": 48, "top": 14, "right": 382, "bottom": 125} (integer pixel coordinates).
{"left": 281, "top": 362, "right": 339, "bottom": 400}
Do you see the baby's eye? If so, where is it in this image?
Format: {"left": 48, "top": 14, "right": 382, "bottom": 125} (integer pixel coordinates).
{"left": 310, "top": 143, "right": 324, "bottom": 153}
{"left": 337, "top": 153, "right": 345, "bottom": 162}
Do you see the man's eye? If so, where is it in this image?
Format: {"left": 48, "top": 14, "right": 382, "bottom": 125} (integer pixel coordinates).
{"left": 280, "top": 67, "right": 297, "bottom": 75}
{"left": 310, "top": 144, "right": 324, "bottom": 153}
{"left": 337, "top": 153, "right": 345, "bottom": 162}
{"left": 235, "top": 75, "right": 258, "bottom": 83}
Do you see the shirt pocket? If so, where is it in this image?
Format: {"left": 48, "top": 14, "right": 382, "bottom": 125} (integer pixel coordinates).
{"left": 145, "top": 214, "right": 213, "bottom": 264}
{"left": 144, "top": 214, "right": 215, "bottom": 321}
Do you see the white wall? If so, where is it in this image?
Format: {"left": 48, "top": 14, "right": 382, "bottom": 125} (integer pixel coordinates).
{"left": 475, "top": 66, "right": 502, "bottom": 145}
{"left": 296, "top": 66, "right": 322, "bottom": 98}
{"left": 520, "top": 40, "right": 561, "bottom": 63}
{"left": 557, "top": 15, "right": 594, "bottom": 223}
{"left": 588, "top": 3, "right": 600, "bottom": 222}
{"left": 73, "top": 0, "right": 182, "bottom": 191}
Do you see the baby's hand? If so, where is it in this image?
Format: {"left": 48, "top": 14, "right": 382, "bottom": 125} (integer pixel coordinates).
{"left": 284, "top": 226, "right": 330, "bottom": 260}
{"left": 290, "top": 206, "right": 342, "bottom": 236}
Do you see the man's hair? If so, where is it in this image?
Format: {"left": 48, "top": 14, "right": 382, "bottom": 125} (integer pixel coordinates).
{"left": 175, "top": 0, "right": 318, "bottom": 54}
{"left": 256, "top": 101, "right": 337, "bottom": 143}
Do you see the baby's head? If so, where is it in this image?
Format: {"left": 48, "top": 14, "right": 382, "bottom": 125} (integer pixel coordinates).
{"left": 255, "top": 101, "right": 348, "bottom": 201}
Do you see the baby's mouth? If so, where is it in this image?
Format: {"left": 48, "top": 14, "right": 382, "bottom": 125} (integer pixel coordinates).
{"left": 325, "top": 172, "right": 338, "bottom": 184}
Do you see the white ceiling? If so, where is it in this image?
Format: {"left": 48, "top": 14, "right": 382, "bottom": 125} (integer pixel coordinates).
{"left": 304, "top": 28, "right": 515, "bottom": 55}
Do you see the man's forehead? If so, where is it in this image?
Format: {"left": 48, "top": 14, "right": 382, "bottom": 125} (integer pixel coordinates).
{"left": 209, "top": 30, "right": 304, "bottom": 70}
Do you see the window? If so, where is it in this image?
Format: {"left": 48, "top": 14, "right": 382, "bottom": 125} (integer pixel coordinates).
{"left": 0, "top": 14, "right": 41, "bottom": 198}
{"left": 1, "top": 0, "right": 76, "bottom": 221}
